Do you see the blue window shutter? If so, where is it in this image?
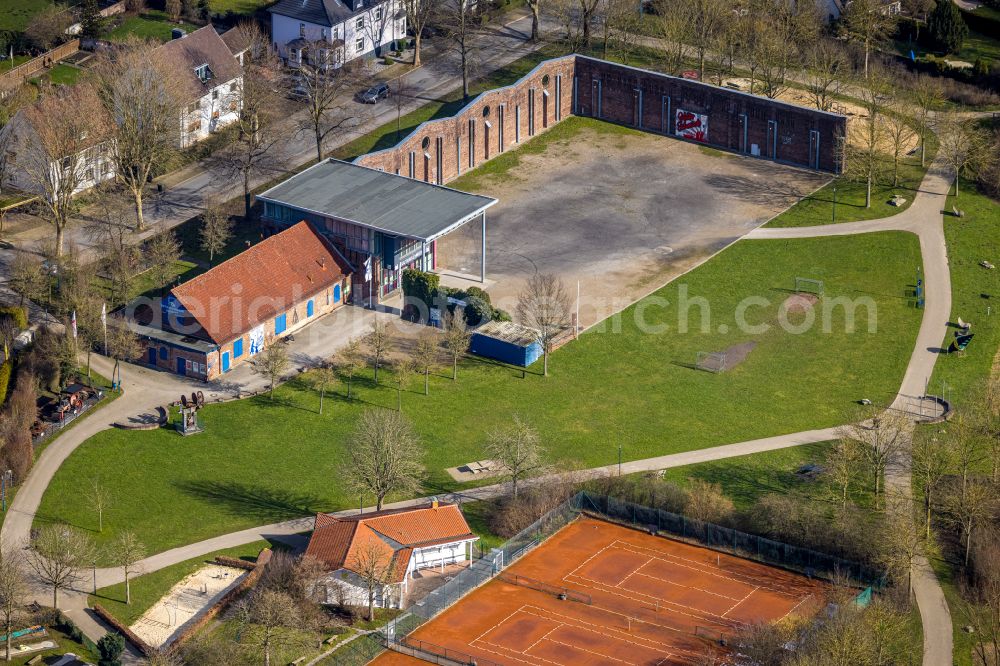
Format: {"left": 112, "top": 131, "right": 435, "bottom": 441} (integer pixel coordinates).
{"left": 275, "top": 314, "right": 287, "bottom": 335}
{"left": 233, "top": 339, "right": 243, "bottom": 358}
{"left": 307, "top": 300, "right": 314, "bottom": 317}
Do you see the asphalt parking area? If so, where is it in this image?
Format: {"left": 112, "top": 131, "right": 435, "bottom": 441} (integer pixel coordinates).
{"left": 437, "top": 120, "right": 829, "bottom": 326}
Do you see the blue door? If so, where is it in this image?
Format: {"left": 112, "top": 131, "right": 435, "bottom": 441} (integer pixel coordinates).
{"left": 334, "top": 284, "right": 341, "bottom": 303}
{"left": 275, "top": 313, "right": 287, "bottom": 335}
{"left": 222, "top": 351, "right": 230, "bottom": 372}
{"left": 177, "top": 357, "right": 186, "bottom": 375}
{"left": 307, "top": 300, "right": 314, "bottom": 317}
{"left": 148, "top": 348, "right": 156, "bottom": 365}
{"left": 233, "top": 339, "right": 243, "bottom": 358}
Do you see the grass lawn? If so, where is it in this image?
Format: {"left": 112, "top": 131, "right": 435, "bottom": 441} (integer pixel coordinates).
{"left": 38, "top": 228, "right": 922, "bottom": 560}
{"left": 955, "top": 29, "right": 1000, "bottom": 64}
{"left": 31, "top": 63, "right": 83, "bottom": 86}
{"left": 927, "top": 180, "right": 1000, "bottom": 406}
{"left": 90, "top": 541, "right": 271, "bottom": 627}
{"left": 206, "top": 0, "right": 271, "bottom": 13}
{"left": 0, "top": 0, "right": 59, "bottom": 32}
{"left": 765, "top": 152, "right": 935, "bottom": 228}
{"left": 107, "top": 11, "right": 200, "bottom": 43}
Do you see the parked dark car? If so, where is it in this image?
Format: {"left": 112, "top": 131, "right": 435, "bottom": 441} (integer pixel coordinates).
{"left": 358, "top": 82, "right": 390, "bottom": 104}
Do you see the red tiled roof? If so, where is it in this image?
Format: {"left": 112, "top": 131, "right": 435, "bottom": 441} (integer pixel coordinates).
{"left": 305, "top": 504, "right": 476, "bottom": 578}
{"left": 170, "top": 221, "right": 351, "bottom": 345}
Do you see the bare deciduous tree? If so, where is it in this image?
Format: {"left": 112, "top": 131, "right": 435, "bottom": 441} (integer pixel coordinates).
{"left": 937, "top": 113, "right": 993, "bottom": 198}
{"left": 413, "top": 332, "right": 440, "bottom": 396}
{"left": 235, "top": 588, "right": 309, "bottom": 666}
{"left": 526, "top": 0, "right": 543, "bottom": 42}
{"left": 943, "top": 478, "right": 997, "bottom": 566}
{"left": 879, "top": 492, "right": 925, "bottom": 597}
{"left": 96, "top": 37, "right": 182, "bottom": 230}
{"left": 110, "top": 530, "right": 146, "bottom": 605}
{"left": 199, "top": 206, "right": 233, "bottom": 264}
{"left": 485, "top": 416, "right": 545, "bottom": 500}
{"left": 14, "top": 85, "right": 105, "bottom": 257}
{"left": 8, "top": 251, "right": 46, "bottom": 307}
{"left": 882, "top": 99, "right": 918, "bottom": 187}
{"left": 106, "top": 320, "right": 143, "bottom": 387}
{"left": 825, "top": 438, "right": 865, "bottom": 510}
{"left": 25, "top": 524, "right": 95, "bottom": 608}
{"left": 805, "top": 39, "right": 846, "bottom": 112}
{"left": 86, "top": 478, "right": 111, "bottom": 532}
{"left": 348, "top": 540, "right": 391, "bottom": 622}
{"left": 910, "top": 430, "right": 956, "bottom": 538}
{"left": 392, "top": 356, "right": 414, "bottom": 411}
{"left": 144, "top": 231, "right": 181, "bottom": 294}
{"left": 841, "top": 0, "right": 899, "bottom": 78}
{"left": 836, "top": 407, "right": 908, "bottom": 506}
{"left": 848, "top": 67, "right": 892, "bottom": 208}
{"left": 684, "top": 478, "right": 734, "bottom": 524}
{"left": 25, "top": 3, "right": 73, "bottom": 51}
{"left": 296, "top": 54, "right": 364, "bottom": 162}
{"left": 910, "top": 75, "right": 944, "bottom": 167}
{"left": 436, "top": 0, "right": 480, "bottom": 101}
{"left": 337, "top": 338, "right": 364, "bottom": 399}
{"left": 310, "top": 361, "right": 338, "bottom": 415}
{"left": 364, "top": 320, "right": 392, "bottom": 385}
{"left": 401, "top": 0, "right": 434, "bottom": 66}
{"left": 516, "top": 273, "right": 570, "bottom": 377}
{"left": 0, "top": 556, "right": 27, "bottom": 663}
{"left": 219, "top": 23, "right": 286, "bottom": 219}
{"left": 251, "top": 335, "right": 289, "bottom": 399}
{"left": 651, "top": 0, "right": 693, "bottom": 75}
{"left": 346, "top": 408, "right": 424, "bottom": 511}
{"left": 443, "top": 308, "right": 471, "bottom": 380}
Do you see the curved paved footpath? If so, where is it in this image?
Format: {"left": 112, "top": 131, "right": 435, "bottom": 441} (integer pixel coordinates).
{"left": 749, "top": 157, "right": 955, "bottom": 666}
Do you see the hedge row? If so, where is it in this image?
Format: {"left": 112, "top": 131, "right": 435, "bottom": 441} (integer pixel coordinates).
{"left": 214, "top": 555, "right": 256, "bottom": 571}
{"left": 0, "top": 360, "right": 12, "bottom": 406}
{"left": 92, "top": 604, "right": 155, "bottom": 657}
{"left": 0, "top": 306, "right": 28, "bottom": 332}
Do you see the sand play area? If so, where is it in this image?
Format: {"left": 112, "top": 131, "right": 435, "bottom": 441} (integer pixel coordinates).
{"left": 130, "top": 564, "right": 248, "bottom": 649}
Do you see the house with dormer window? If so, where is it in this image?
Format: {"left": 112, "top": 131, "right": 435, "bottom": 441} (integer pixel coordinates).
{"left": 155, "top": 25, "right": 244, "bottom": 148}
{"left": 268, "top": 0, "right": 406, "bottom": 70}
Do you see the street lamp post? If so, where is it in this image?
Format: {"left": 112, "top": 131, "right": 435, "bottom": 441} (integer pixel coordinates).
{"left": 0, "top": 470, "right": 10, "bottom": 511}
{"left": 832, "top": 185, "right": 837, "bottom": 223}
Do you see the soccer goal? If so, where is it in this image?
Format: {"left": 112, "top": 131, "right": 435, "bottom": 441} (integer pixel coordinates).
{"left": 794, "top": 277, "right": 825, "bottom": 296}
{"left": 696, "top": 351, "right": 727, "bottom": 373}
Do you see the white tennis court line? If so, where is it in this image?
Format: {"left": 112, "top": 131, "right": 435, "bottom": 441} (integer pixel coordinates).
{"left": 721, "top": 585, "right": 760, "bottom": 618}
{"left": 562, "top": 572, "right": 739, "bottom": 631}
{"left": 630, "top": 567, "right": 744, "bottom": 602}
{"left": 609, "top": 539, "right": 810, "bottom": 599}
{"left": 778, "top": 593, "right": 815, "bottom": 623}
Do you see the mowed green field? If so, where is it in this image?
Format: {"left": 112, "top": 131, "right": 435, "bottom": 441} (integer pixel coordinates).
{"left": 0, "top": 0, "right": 56, "bottom": 32}
{"left": 37, "top": 229, "right": 923, "bottom": 561}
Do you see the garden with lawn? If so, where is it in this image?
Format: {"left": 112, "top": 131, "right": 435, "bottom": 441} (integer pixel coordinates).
{"left": 37, "top": 225, "right": 923, "bottom": 561}
{"left": 107, "top": 11, "right": 200, "bottom": 43}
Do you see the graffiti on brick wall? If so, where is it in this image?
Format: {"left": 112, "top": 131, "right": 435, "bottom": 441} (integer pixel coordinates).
{"left": 675, "top": 109, "right": 708, "bottom": 143}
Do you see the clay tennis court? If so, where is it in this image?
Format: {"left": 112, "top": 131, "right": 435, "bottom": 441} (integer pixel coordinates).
{"left": 372, "top": 516, "right": 831, "bottom": 665}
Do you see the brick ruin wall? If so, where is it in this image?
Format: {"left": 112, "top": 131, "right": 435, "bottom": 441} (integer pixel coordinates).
{"left": 354, "top": 55, "right": 846, "bottom": 182}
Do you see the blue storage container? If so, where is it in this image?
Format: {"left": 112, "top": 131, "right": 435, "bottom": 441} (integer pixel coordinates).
{"left": 469, "top": 321, "right": 543, "bottom": 367}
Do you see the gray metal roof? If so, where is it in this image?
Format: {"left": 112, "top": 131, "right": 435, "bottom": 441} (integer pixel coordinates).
{"left": 267, "top": 0, "right": 381, "bottom": 27}
{"left": 258, "top": 159, "right": 497, "bottom": 242}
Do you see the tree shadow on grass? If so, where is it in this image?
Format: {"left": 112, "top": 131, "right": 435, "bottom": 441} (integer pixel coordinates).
{"left": 174, "top": 480, "right": 324, "bottom": 522}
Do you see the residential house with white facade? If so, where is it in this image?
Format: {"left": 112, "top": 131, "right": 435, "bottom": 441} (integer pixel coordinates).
{"left": 268, "top": 0, "right": 406, "bottom": 70}
{"left": 0, "top": 84, "right": 115, "bottom": 200}
{"left": 305, "top": 502, "right": 478, "bottom": 609}
{"left": 157, "top": 25, "right": 244, "bottom": 149}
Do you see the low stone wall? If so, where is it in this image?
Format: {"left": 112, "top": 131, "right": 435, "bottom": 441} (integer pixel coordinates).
{"left": 354, "top": 55, "right": 847, "bottom": 181}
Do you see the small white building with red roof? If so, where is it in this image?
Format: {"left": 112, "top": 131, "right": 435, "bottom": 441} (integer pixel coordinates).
{"left": 304, "top": 501, "right": 478, "bottom": 609}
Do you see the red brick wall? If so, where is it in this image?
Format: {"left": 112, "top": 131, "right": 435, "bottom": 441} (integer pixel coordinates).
{"left": 356, "top": 56, "right": 577, "bottom": 182}
{"left": 355, "top": 55, "right": 846, "bottom": 178}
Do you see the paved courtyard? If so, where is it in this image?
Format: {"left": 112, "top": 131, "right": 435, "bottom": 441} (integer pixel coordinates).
{"left": 438, "top": 122, "right": 829, "bottom": 327}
